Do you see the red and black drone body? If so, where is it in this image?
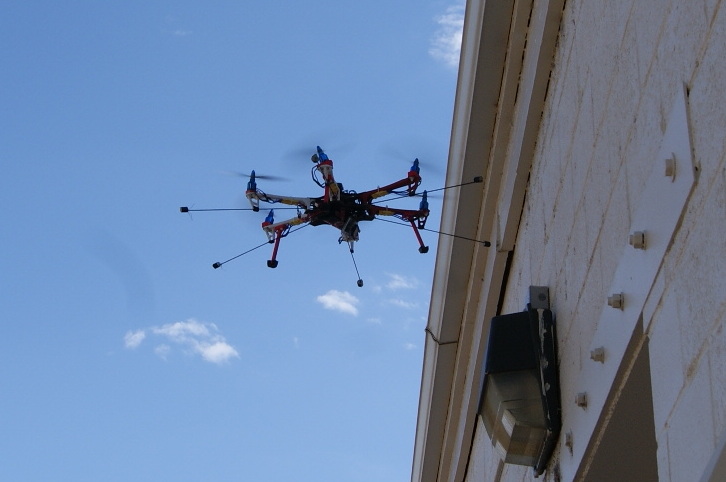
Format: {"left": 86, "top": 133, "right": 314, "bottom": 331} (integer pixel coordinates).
{"left": 180, "top": 146, "right": 487, "bottom": 286}
{"left": 244, "top": 146, "right": 430, "bottom": 270}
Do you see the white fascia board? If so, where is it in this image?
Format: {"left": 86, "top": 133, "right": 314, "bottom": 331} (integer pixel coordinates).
{"left": 441, "top": 2, "right": 567, "bottom": 480}
{"left": 411, "top": 0, "right": 487, "bottom": 476}
{"left": 412, "top": 0, "right": 566, "bottom": 480}
{"left": 412, "top": 0, "right": 514, "bottom": 480}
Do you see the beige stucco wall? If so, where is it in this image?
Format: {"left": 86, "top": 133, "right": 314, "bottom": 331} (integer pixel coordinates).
{"left": 467, "top": 0, "right": 726, "bottom": 480}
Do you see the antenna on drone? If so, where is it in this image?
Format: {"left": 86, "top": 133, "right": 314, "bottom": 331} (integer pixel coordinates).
{"left": 376, "top": 217, "right": 492, "bottom": 247}
{"left": 212, "top": 240, "right": 271, "bottom": 269}
{"left": 180, "top": 206, "right": 298, "bottom": 213}
{"left": 349, "top": 249, "right": 364, "bottom": 288}
{"left": 210, "top": 223, "right": 310, "bottom": 269}
{"left": 370, "top": 176, "right": 484, "bottom": 204}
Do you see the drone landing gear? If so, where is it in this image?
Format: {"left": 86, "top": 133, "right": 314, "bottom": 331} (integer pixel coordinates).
{"left": 266, "top": 227, "right": 284, "bottom": 268}
{"left": 410, "top": 221, "right": 429, "bottom": 254}
{"left": 347, "top": 248, "right": 364, "bottom": 288}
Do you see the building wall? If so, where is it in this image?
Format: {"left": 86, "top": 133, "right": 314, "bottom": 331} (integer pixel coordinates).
{"left": 467, "top": 0, "right": 726, "bottom": 480}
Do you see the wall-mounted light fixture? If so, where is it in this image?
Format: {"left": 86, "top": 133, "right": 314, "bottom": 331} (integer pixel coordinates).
{"left": 478, "top": 286, "right": 561, "bottom": 477}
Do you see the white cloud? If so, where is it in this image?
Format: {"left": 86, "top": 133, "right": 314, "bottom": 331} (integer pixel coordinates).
{"left": 154, "top": 344, "right": 171, "bottom": 360}
{"left": 388, "top": 298, "right": 419, "bottom": 310}
{"left": 369, "top": 273, "right": 419, "bottom": 293}
{"left": 152, "top": 319, "right": 212, "bottom": 342}
{"left": 430, "top": 3, "right": 465, "bottom": 68}
{"left": 124, "top": 330, "right": 146, "bottom": 349}
{"left": 196, "top": 341, "right": 239, "bottom": 364}
{"left": 404, "top": 342, "right": 417, "bottom": 351}
{"left": 386, "top": 273, "right": 418, "bottom": 290}
{"left": 163, "top": 16, "right": 192, "bottom": 37}
{"left": 316, "top": 290, "right": 359, "bottom": 316}
{"left": 124, "top": 319, "right": 238, "bottom": 365}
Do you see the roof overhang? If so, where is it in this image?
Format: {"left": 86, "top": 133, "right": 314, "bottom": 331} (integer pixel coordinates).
{"left": 411, "top": 0, "right": 565, "bottom": 480}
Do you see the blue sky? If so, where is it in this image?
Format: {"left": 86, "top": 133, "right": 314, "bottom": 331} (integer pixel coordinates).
{"left": 0, "top": 2, "right": 463, "bottom": 481}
